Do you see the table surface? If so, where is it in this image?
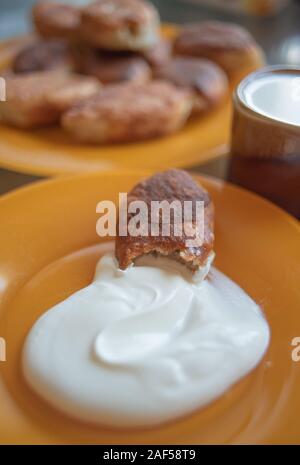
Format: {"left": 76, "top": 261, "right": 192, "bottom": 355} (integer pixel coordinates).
{"left": 0, "top": 0, "right": 300, "bottom": 197}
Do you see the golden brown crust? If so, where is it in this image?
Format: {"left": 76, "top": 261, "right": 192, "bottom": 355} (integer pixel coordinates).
{"left": 154, "top": 57, "right": 228, "bottom": 113}
{"left": 115, "top": 169, "right": 214, "bottom": 271}
{"left": 174, "top": 21, "right": 265, "bottom": 74}
{"left": 80, "top": 0, "right": 160, "bottom": 51}
{"left": 0, "top": 71, "right": 73, "bottom": 128}
{"left": 12, "top": 39, "right": 72, "bottom": 74}
{"left": 72, "top": 46, "right": 151, "bottom": 84}
{"left": 62, "top": 81, "right": 192, "bottom": 143}
{"left": 0, "top": 71, "right": 99, "bottom": 129}
{"left": 32, "top": 1, "right": 81, "bottom": 39}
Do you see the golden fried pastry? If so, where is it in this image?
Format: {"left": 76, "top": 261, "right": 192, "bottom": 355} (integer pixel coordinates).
{"left": 174, "top": 21, "right": 265, "bottom": 75}
{"left": 72, "top": 47, "right": 151, "bottom": 84}
{"left": 0, "top": 71, "right": 79, "bottom": 129}
{"left": 115, "top": 168, "right": 214, "bottom": 274}
{"left": 62, "top": 81, "right": 192, "bottom": 143}
{"left": 32, "top": 1, "right": 80, "bottom": 39}
{"left": 12, "top": 39, "right": 72, "bottom": 73}
{"left": 80, "top": 0, "right": 160, "bottom": 51}
{"left": 154, "top": 57, "right": 228, "bottom": 113}
{"left": 47, "top": 75, "right": 101, "bottom": 112}
{"left": 0, "top": 71, "right": 69, "bottom": 128}
{"left": 141, "top": 38, "right": 172, "bottom": 68}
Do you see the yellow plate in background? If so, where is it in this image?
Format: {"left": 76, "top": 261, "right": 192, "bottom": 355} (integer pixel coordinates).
{"left": 0, "top": 25, "right": 258, "bottom": 177}
{"left": 0, "top": 171, "right": 299, "bottom": 444}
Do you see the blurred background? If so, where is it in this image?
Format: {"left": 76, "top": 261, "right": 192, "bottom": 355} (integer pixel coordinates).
{"left": 0, "top": 0, "right": 300, "bottom": 210}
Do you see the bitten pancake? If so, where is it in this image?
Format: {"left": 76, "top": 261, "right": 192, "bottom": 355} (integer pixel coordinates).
{"left": 62, "top": 81, "right": 192, "bottom": 143}
{"left": 115, "top": 169, "right": 215, "bottom": 275}
{"left": 72, "top": 46, "right": 151, "bottom": 84}
{"left": 174, "top": 21, "right": 265, "bottom": 75}
{"left": 80, "top": 0, "right": 160, "bottom": 51}
{"left": 47, "top": 75, "right": 101, "bottom": 112}
{"left": 13, "top": 39, "right": 72, "bottom": 73}
{"left": 0, "top": 71, "right": 88, "bottom": 129}
{"left": 32, "top": 1, "right": 80, "bottom": 39}
{"left": 154, "top": 57, "right": 228, "bottom": 113}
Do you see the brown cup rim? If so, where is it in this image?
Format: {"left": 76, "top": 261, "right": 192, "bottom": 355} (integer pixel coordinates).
{"left": 235, "top": 64, "right": 300, "bottom": 130}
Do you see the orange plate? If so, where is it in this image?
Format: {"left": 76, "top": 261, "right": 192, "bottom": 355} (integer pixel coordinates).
{"left": 0, "top": 171, "right": 300, "bottom": 444}
{"left": 0, "top": 25, "right": 259, "bottom": 177}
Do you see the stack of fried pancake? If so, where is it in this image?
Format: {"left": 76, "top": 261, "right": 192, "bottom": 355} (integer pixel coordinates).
{"left": 0, "top": 0, "right": 264, "bottom": 143}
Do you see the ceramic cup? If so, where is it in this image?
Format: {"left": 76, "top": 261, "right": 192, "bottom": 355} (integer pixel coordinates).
{"left": 228, "top": 65, "right": 300, "bottom": 218}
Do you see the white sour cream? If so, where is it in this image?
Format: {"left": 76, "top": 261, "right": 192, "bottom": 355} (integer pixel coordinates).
{"left": 23, "top": 253, "right": 270, "bottom": 428}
